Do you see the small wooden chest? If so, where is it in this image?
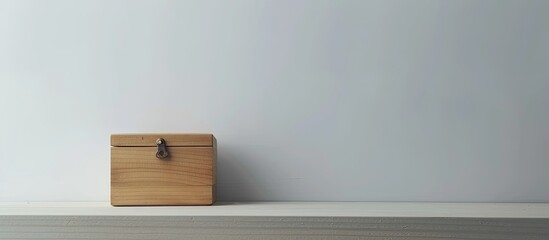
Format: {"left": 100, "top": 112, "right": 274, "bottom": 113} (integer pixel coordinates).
{"left": 110, "top": 134, "right": 216, "bottom": 206}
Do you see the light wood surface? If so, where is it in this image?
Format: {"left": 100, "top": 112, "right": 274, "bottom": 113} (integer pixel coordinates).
{"left": 111, "top": 186, "right": 214, "bottom": 206}
{"left": 111, "top": 134, "right": 214, "bottom": 147}
{"left": 111, "top": 147, "right": 215, "bottom": 206}
{"left": 1, "top": 202, "right": 549, "bottom": 218}
{"left": 1, "top": 202, "right": 548, "bottom": 240}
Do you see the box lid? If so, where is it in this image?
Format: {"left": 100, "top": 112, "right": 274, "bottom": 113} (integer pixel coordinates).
{"left": 111, "top": 134, "right": 214, "bottom": 147}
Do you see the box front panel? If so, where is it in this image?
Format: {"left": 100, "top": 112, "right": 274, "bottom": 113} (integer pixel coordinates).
{"left": 111, "top": 185, "right": 214, "bottom": 206}
{"left": 111, "top": 147, "right": 214, "bottom": 205}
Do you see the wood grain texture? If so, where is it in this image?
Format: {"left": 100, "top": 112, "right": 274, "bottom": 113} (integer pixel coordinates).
{"left": 111, "top": 186, "right": 214, "bottom": 206}
{"left": 111, "top": 134, "right": 213, "bottom": 147}
{"left": 1, "top": 216, "right": 548, "bottom": 240}
{"left": 111, "top": 147, "right": 215, "bottom": 206}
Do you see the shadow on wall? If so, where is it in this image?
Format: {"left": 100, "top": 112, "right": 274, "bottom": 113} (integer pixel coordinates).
{"left": 216, "top": 144, "right": 267, "bottom": 201}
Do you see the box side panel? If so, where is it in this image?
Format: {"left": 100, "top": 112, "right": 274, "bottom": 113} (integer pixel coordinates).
{"left": 212, "top": 136, "right": 217, "bottom": 203}
{"left": 212, "top": 136, "right": 217, "bottom": 186}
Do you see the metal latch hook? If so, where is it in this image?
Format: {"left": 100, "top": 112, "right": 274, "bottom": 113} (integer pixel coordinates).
{"left": 156, "top": 138, "right": 169, "bottom": 159}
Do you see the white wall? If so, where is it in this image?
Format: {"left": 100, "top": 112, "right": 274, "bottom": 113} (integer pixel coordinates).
{"left": 1, "top": 0, "right": 548, "bottom": 202}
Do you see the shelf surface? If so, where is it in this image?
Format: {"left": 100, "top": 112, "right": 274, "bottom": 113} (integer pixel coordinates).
{"left": 1, "top": 201, "right": 549, "bottom": 218}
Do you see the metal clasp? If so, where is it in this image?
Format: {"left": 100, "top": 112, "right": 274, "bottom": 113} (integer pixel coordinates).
{"left": 156, "top": 138, "right": 169, "bottom": 159}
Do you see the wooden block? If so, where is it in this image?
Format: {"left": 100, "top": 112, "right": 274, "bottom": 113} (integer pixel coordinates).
{"left": 111, "top": 134, "right": 216, "bottom": 206}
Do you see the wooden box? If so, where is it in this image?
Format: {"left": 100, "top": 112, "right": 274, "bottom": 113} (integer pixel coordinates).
{"left": 110, "top": 134, "right": 216, "bottom": 206}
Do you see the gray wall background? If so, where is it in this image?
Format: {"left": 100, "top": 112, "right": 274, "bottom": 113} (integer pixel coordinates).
{"left": 1, "top": 0, "right": 548, "bottom": 202}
